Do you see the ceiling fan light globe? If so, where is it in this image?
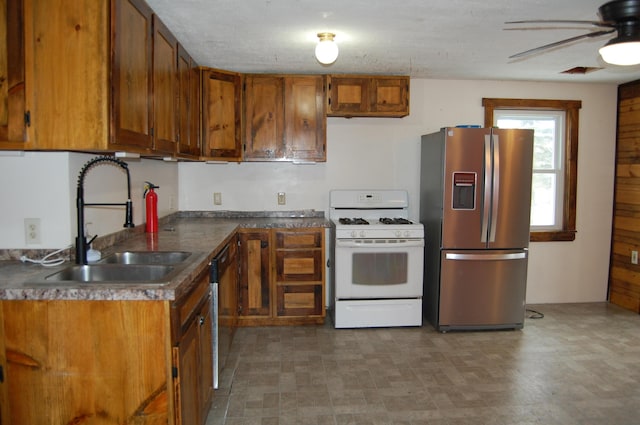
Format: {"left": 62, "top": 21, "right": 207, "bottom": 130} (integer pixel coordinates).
{"left": 315, "top": 35, "right": 339, "bottom": 65}
{"left": 599, "top": 40, "right": 640, "bottom": 65}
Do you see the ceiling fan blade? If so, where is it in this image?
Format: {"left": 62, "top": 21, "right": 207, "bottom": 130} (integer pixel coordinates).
{"left": 508, "top": 29, "right": 616, "bottom": 59}
{"left": 505, "top": 19, "right": 614, "bottom": 28}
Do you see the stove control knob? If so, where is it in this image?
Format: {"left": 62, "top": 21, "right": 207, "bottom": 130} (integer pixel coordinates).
{"left": 395, "top": 230, "right": 402, "bottom": 237}
{"left": 360, "top": 230, "right": 367, "bottom": 237}
{"left": 404, "top": 230, "right": 411, "bottom": 237}
{"left": 351, "top": 230, "right": 358, "bottom": 238}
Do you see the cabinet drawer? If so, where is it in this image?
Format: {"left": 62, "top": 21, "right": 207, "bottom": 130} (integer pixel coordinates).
{"left": 172, "top": 273, "right": 210, "bottom": 339}
{"left": 275, "top": 250, "right": 322, "bottom": 282}
{"left": 275, "top": 230, "right": 322, "bottom": 249}
{"left": 276, "top": 284, "right": 323, "bottom": 316}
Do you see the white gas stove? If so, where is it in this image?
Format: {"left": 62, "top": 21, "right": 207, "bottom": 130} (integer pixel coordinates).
{"left": 329, "top": 190, "right": 424, "bottom": 328}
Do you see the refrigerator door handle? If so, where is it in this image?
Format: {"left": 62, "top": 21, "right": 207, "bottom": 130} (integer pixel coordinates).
{"left": 481, "top": 135, "right": 492, "bottom": 242}
{"left": 489, "top": 134, "right": 500, "bottom": 242}
{"left": 445, "top": 252, "right": 527, "bottom": 261}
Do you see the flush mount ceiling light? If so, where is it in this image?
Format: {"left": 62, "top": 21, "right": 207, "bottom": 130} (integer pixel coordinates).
{"left": 315, "top": 32, "right": 338, "bottom": 65}
{"left": 599, "top": 37, "right": 640, "bottom": 65}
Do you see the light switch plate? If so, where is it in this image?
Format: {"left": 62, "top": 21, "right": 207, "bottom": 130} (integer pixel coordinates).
{"left": 277, "top": 192, "right": 286, "bottom": 205}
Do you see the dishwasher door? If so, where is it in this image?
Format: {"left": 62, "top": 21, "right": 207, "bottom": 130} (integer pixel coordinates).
{"left": 209, "top": 259, "right": 220, "bottom": 389}
{"left": 210, "top": 241, "right": 237, "bottom": 389}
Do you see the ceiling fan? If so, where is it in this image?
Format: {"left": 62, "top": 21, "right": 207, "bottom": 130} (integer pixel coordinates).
{"left": 506, "top": 0, "right": 640, "bottom": 65}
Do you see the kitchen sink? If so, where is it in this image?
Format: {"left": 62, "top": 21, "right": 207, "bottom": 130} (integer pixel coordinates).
{"left": 98, "top": 251, "right": 192, "bottom": 265}
{"left": 44, "top": 264, "right": 176, "bottom": 284}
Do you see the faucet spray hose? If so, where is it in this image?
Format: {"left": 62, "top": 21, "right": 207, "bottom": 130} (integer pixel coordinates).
{"left": 76, "top": 155, "right": 135, "bottom": 264}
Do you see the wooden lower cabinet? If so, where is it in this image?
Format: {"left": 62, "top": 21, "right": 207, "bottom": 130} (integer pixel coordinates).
{"left": 0, "top": 269, "right": 213, "bottom": 425}
{"left": 172, "top": 269, "right": 213, "bottom": 425}
{"left": 238, "top": 230, "right": 271, "bottom": 322}
{"left": 237, "top": 228, "right": 325, "bottom": 326}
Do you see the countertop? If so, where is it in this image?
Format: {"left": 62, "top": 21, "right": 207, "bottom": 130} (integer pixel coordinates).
{"left": 0, "top": 214, "right": 330, "bottom": 301}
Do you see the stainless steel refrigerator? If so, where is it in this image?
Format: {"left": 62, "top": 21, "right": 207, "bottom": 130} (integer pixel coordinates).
{"left": 419, "top": 127, "right": 534, "bottom": 331}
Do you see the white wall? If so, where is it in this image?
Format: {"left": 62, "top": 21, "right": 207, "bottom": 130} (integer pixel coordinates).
{"left": 179, "top": 78, "right": 618, "bottom": 304}
{"left": 0, "top": 152, "right": 179, "bottom": 249}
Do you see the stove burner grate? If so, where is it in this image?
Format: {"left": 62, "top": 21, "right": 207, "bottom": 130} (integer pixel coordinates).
{"left": 339, "top": 217, "right": 369, "bottom": 225}
{"left": 379, "top": 217, "right": 414, "bottom": 225}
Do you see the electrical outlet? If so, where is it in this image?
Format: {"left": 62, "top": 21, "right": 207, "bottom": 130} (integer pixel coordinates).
{"left": 25, "top": 218, "right": 41, "bottom": 245}
{"left": 213, "top": 192, "right": 222, "bottom": 205}
{"left": 632, "top": 250, "right": 638, "bottom": 265}
{"left": 277, "top": 192, "right": 286, "bottom": 205}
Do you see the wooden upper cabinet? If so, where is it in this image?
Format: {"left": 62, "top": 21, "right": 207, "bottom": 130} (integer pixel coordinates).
{"left": 202, "top": 67, "right": 241, "bottom": 161}
{"left": 177, "top": 45, "right": 200, "bottom": 158}
{"left": 23, "top": 0, "right": 111, "bottom": 150}
{"left": 327, "top": 75, "right": 409, "bottom": 118}
{"left": 0, "top": 0, "right": 26, "bottom": 148}
{"left": 244, "top": 74, "right": 325, "bottom": 162}
{"left": 284, "top": 76, "right": 326, "bottom": 162}
{"left": 151, "top": 14, "right": 178, "bottom": 154}
{"left": 111, "top": 0, "right": 154, "bottom": 150}
{"left": 244, "top": 75, "right": 285, "bottom": 160}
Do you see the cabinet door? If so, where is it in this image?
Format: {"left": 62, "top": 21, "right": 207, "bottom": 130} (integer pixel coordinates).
{"left": 238, "top": 231, "right": 271, "bottom": 316}
{"left": 174, "top": 315, "right": 199, "bottom": 425}
{"left": 202, "top": 68, "right": 242, "bottom": 160}
{"left": 244, "top": 75, "right": 284, "bottom": 160}
{"left": 152, "top": 14, "right": 178, "bottom": 154}
{"left": 326, "top": 76, "right": 369, "bottom": 116}
{"left": 219, "top": 235, "right": 239, "bottom": 322}
{"left": 111, "top": 0, "right": 153, "bottom": 149}
{"left": 370, "top": 77, "right": 409, "bottom": 116}
{"left": 327, "top": 75, "right": 410, "bottom": 118}
{"left": 177, "top": 45, "right": 200, "bottom": 157}
{"left": 0, "top": 0, "right": 26, "bottom": 148}
{"left": 284, "top": 76, "right": 325, "bottom": 162}
{"left": 172, "top": 272, "right": 213, "bottom": 425}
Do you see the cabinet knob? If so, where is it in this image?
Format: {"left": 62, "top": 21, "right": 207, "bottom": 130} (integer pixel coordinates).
{"left": 199, "top": 316, "right": 205, "bottom": 325}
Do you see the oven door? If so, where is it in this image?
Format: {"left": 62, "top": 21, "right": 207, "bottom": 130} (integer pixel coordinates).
{"left": 334, "top": 238, "right": 424, "bottom": 299}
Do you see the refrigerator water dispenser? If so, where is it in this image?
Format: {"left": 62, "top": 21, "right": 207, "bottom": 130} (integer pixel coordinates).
{"left": 452, "top": 172, "right": 476, "bottom": 210}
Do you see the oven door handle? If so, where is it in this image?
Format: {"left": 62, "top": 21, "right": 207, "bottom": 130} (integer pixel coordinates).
{"left": 336, "top": 239, "right": 424, "bottom": 248}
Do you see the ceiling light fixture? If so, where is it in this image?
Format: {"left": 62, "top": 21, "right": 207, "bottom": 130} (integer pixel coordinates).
{"left": 599, "top": 37, "right": 640, "bottom": 65}
{"left": 315, "top": 32, "right": 338, "bottom": 65}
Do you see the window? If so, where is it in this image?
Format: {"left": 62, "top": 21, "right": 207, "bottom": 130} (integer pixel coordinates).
{"left": 482, "top": 98, "right": 581, "bottom": 242}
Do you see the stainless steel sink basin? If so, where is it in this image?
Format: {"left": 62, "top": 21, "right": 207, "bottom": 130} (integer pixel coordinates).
{"left": 98, "top": 251, "right": 192, "bottom": 265}
{"left": 44, "top": 264, "right": 176, "bottom": 283}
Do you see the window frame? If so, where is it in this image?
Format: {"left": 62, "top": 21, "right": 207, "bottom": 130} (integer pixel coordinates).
{"left": 482, "top": 98, "right": 581, "bottom": 242}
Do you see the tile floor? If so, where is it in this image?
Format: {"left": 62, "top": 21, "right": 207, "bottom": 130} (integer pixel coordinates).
{"left": 207, "top": 303, "right": 640, "bottom": 425}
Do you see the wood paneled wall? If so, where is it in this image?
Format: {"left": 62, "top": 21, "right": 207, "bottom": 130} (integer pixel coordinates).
{"left": 609, "top": 79, "right": 640, "bottom": 313}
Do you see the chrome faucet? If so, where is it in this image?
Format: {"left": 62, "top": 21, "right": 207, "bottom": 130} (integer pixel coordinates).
{"left": 76, "top": 156, "right": 134, "bottom": 264}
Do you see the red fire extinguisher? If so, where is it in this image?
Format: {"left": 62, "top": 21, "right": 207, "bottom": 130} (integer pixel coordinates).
{"left": 144, "top": 181, "right": 159, "bottom": 233}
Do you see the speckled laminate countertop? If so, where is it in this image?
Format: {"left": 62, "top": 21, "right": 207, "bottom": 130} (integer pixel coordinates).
{"left": 0, "top": 213, "right": 330, "bottom": 301}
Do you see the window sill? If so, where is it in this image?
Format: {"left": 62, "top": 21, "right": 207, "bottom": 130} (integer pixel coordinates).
{"left": 530, "top": 231, "right": 576, "bottom": 242}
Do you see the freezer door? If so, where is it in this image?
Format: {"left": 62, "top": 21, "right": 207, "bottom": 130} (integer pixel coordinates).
{"left": 488, "top": 129, "right": 534, "bottom": 249}
{"left": 441, "top": 128, "right": 489, "bottom": 249}
{"left": 438, "top": 249, "right": 528, "bottom": 330}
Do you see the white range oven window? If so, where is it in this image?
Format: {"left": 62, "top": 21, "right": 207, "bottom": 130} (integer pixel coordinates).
{"left": 353, "top": 251, "right": 408, "bottom": 285}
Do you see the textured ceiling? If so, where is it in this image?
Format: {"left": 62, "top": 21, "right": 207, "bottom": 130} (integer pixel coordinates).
{"left": 146, "top": 0, "right": 640, "bottom": 84}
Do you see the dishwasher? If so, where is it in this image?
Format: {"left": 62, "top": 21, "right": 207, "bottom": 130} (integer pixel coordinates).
{"left": 209, "top": 238, "right": 238, "bottom": 389}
